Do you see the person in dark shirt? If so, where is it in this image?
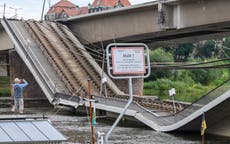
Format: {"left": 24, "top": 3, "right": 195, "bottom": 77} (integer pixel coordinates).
{"left": 11, "top": 78, "right": 28, "bottom": 114}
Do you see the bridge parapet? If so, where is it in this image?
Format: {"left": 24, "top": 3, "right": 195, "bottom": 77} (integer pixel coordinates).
{"left": 63, "top": 0, "right": 230, "bottom": 47}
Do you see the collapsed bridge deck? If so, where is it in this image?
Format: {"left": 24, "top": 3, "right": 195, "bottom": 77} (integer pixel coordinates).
{"left": 1, "top": 19, "right": 230, "bottom": 135}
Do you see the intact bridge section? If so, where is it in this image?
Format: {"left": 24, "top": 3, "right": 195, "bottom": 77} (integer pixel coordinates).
{"left": 1, "top": 19, "right": 230, "bottom": 136}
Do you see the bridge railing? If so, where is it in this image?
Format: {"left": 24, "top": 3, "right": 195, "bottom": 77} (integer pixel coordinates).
{"left": 167, "top": 78, "right": 230, "bottom": 120}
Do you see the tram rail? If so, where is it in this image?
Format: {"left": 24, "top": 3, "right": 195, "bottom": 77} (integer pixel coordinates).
{"left": 2, "top": 18, "right": 230, "bottom": 134}
{"left": 3, "top": 19, "right": 187, "bottom": 115}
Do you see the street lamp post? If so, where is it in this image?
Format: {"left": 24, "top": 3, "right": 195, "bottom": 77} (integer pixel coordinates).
{"left": 41, "top": 0, "right": 46, "bottom": 20}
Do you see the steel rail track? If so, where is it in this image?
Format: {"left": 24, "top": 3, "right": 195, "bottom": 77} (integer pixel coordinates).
{"left": 23, "top": 20, "right": 186, "bottom": 113}
{"left": 45, "top": 22, "right": 103, "bottom": 96}
{"left": 26, "top": 21, "right": 81, "bottom": 95}
{"left": 53, "top": 22, "right": 120, "bottom": 97}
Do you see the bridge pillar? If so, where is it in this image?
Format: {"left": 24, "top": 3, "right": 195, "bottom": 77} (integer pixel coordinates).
{"left": 0, "top": 51, "right": 9, "bottom": 76}
{"left": 157, "top": 1, "right": 175, "bottom": 29}
{"left": 9, "top": 50, "right": 47, "bottom": 100}
{"left": 113, "top": 79, "right": 143, "bottom": 96}
{"left": 100, "top": 61, "right": 144, "bottom": 96}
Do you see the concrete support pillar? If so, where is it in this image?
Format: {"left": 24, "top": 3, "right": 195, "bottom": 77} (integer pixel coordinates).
{"left": 0, "top": 54, "right": 8, "bottom": 76}
{"left": 113, "top": 79, "right": 143, "bottom": 96}
{"left": 158, "top": 1, "right": 175, "bottom": 29}
{"left": 99, "top": 60, "right": 144, "bottom": 96}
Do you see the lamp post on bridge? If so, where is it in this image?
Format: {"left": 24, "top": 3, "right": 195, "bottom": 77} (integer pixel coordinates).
{"left": 1, "top": 3, "right": 22, "bottom": 19}
{"left": 9, "top": 6, "right": 22, "bottom": 19}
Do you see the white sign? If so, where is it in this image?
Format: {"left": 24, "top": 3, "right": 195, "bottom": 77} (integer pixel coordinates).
{"left": 169, "top": 88, "right": 176, "bottom": 96}
{"left": 111, "top": 47, "right": 145, "bottom": 75}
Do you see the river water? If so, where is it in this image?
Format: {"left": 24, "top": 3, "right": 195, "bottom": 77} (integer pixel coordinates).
{"left": 1, "top": 107, "right": 230, "bottom": 144}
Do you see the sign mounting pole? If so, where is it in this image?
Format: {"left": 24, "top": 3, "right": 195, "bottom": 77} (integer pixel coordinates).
{"left": 104, "top": 43, "right": 150, "bottom": 144}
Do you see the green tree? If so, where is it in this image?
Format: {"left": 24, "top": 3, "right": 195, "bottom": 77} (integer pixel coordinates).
{"left": 173, "top": 43, "right": 194, "bottom": 62}
{"left": 189, "top": 69, "right": 224, "bottom": 85}
{"left": 223, "top": 37, "right": 230, "bottom": 57}
{"left": 146, "top": 48, "right": 174, "bottom": 81}
{"left": 195, "top": 40, "right": 216, "bottom": 59}
{"left": 150, "top": 48, "right": 174, "bottom": 62}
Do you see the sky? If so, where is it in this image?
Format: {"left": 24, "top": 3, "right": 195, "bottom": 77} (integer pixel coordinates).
{"left": 0, "top": 0, "right": 155, "bottom": 20}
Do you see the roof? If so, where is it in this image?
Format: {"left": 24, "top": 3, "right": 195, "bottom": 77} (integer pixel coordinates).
{"left": 0, "top": 119, "right": 66, "bottom": 143}
{"left": 76, "top": 6, "right": 89, "bottom": 16}
{"left": 46, "top": 0, "right": 131, "bottom": 18}
{"left": 92, "top": 0, "right": 131, "bottom": 7}
{"left": 47, "top": 0, "right": 78, "bottom": 16}
{"left": 52, "top": 0, "right": 76, "bottom": 7}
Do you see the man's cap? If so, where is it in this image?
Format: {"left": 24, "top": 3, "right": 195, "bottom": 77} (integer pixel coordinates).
{"left": 14, "top": 78, "right": 20, "bottom": 83}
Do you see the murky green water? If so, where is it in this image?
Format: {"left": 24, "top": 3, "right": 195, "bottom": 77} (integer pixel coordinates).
{"left": 1, "top": 107, "right": 230, "bottom": 144}
{"left": 48, "top": 108, "right": 230, "bottom": 144}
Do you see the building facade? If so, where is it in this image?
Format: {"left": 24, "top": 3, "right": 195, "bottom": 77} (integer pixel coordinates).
{"left": 45, "top": 0, "right": 78, "bottom": 21}
{"left": 45, "top": 0, "right": 131, "bottom": 21}
{"left": 88, "top": 0, "right": 131, "bottom": 13}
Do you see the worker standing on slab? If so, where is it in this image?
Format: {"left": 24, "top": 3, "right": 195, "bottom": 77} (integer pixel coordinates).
{"left": 11, "top": 78, "right": 28, "bottom": 114}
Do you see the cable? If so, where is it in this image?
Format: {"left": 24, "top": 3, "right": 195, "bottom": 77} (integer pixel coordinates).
{"left": 51, "top": 81, "right": 87, "bottom": 116}
{"left": 27, "top": 20, "right": 230, "bottom": 71}
{"left": 28, "top": 21, "right": 107, "bottom": 63}
{"left": 151, "top": 63, "right": 230, "bottom": 70}
{"left": 222, "top": 46, "right": 230, "bottom": 50}
{"left": 37, "top": 21, "right": 105, "bottom": 59}
{"left": 73, "top": 28, "right": 230, "bottom": 69}
{"left": 220, "top": 47, "right": 230, "bottom": 58}
{"left": 33, "top": 21, "right": 102, "bottom": 58}
{"left": 153, "top": 57, "right": 230, "bottom": 66}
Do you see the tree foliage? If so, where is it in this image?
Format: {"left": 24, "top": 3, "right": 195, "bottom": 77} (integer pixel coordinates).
{"left": 149, "top": 48, "right": 174, "bottom": 62}
{"left": 223, "top": 37, "right": 230, "bottom": 57}
{"left": 194, "top": 40, "right": 216, "bottom": 59}
{"left": 173, "top": 43, "right": 194, "bottom": 62}
{"left": 146, "top": 48, "right": 174, "bottom": 81}
{"left": 144, "top": 39, "right": 230, "bottom": 102}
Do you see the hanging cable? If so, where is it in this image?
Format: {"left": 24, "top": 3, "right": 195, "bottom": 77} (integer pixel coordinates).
{"left": 99, "top": 41, "right": 106, "bottom": 97}
{"left": 151, "top": 63, "right": 230, "bottom": 70}
{"left": 222, "top": 46, "right": 230, "bottom": 50}
{"left": 29, "top": 21, "right": 111, "bottom": 66}
{"left": 37, "top": 21, "right": 105, "bottom": 60}
{"left": 28, "top": 20, "right": 230, "bottom": 72}
{"left": 220, "top": 47, "right": 230, "bottom": 58}
{"left": 153, "top": 57, "right": 230, "bottom": 66}
{"left": 49, "top": 81, "right": 87, "bottom": 116}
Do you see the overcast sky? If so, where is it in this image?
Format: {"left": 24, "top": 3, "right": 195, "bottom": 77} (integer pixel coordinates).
{"left": 0, "top": 0, "right": 155, "bottom": 20}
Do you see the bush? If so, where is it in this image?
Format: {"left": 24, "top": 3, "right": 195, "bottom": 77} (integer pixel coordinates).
{"left": 189, "top": 69, "right": 225, "bottom": 85}
{"left": 149, "top": 48, "right": 174, "bottom": 62}
{"left": 0, "top": 76, "right": 11, "bottom": 97}
{"left": 0, "top": 88, "right": 11, "bottom": 97}
{"left": 147, "top": 48, "right": 174, "bottom": 81}
{"left": 173, "top": 43, "right": 194, "bottom": 62}
{"left": 144, "top": 78, "right": 214, "bottom": 103}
